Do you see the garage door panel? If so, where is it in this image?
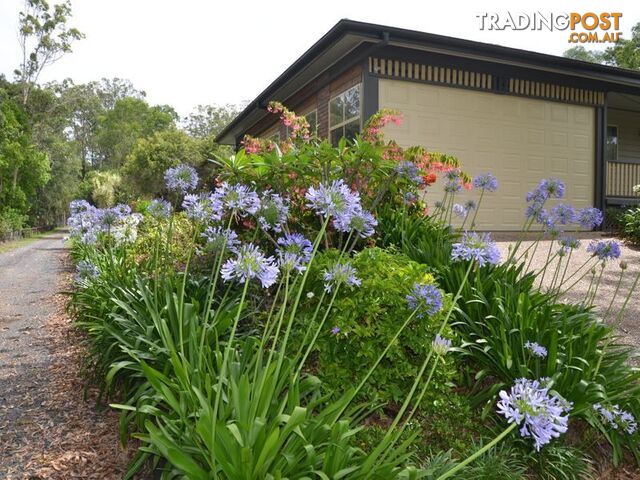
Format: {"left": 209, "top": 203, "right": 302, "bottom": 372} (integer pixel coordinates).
{"left": 379, "top": 79, "right": 595, "bottom": 231}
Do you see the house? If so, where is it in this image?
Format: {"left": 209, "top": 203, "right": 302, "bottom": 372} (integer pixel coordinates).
{"left": 216, "top": 19, "right": 640, "bottom": 230}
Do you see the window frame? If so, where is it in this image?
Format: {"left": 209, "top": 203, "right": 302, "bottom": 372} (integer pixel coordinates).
{"left": 606, "top": 124, "right": 618, "bottom": 162}
{"left": 328, "top": 83, "right": 362, "bottom": 144}
{"left": 304, "top": 109, "right": 318, "bottom": 134}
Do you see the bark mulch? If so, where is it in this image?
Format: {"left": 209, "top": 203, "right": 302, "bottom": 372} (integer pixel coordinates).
{"left": 0, "top": 254, "right": 138, "bottom": 479}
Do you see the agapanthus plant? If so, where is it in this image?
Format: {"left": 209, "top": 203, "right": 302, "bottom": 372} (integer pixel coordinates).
{"left": 406, "top": 283, "right": 443, "bottom": 318}
{"left": 276, "top": 233, "right": 313, "bottom": 273}
{"left": 165, "top": 164, "right": 199, "bottom": 194}
{"left": 497, "top": 378, "right": 571, "bottom": 451}
{"left": 147, "top": 199, "right": 173, "bottom": 219}
{"left": 451, "top": 231, "right": 501, "bottom": 267}
{"left": 201, "top": 226, "right": 240, "bottom": 254}
{"left": 220, "top": 243, "right": 279, "bottom": 288}
{"left": 524, "top": 341, "right": 548, "bottom": 358}
{"left": 593, "top": 403, "right": 638, "bottom": 435}
{"left": 587, "top": 240, "right": 622, "bottom": 261}
{"left": 322, "top": 262, "right": 361, "bottom": 293}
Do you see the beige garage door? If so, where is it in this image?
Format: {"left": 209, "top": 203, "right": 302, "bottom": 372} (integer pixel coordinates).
{"left": 379, "top": 79, "right": 595, "bottom": 231}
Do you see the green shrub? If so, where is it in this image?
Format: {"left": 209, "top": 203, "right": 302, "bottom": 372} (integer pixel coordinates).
{"left": 293, "top": 247, "right": 455, "bottom": 406}
{"left": 622, "top": 206, "right": 640, "bottom": 244}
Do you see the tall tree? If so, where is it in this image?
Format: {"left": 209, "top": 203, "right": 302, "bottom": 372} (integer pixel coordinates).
{"left": 15, "top": 0, "right": 84, "bottom": 105}
{"left": 95, "top": 97, "right": 177, "bottom": 169}
{"left": 183, "top": 103, "right": 243, "bottom": 138}
{"left": 564, "top": 22, "right": 640, "bottom": 70}
{"left": 0, "top": 90, "right": 50, "bottom": 226}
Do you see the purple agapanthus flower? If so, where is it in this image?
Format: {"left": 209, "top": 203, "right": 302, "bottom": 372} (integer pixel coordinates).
{"left": 256, "top": 191, "right": 289, "bottom": 232}
{"left": 593, "top": 404, "right": 638, "bottom": 435}
{"left": 69, "top": 199, "right": 93, "bottom": 215}
{"left": 276, "top": 233, "right": 313, "bottom": 273}
{"left": 444, "top": 169, "right": 461, "bottom": 181}
{"left": 396, "top": 161, "right": 424, "bottom": 185}
{"left": 96, "top": 205, "right": 129, "bottom": 230}
{"left": 201, "top": 226, "right": 240, "bottom": 253}
{"left": 75, "top": 260, "right": 100, "bottom": 283}
{"left": 453, "top": 203, "right": 468, "bottom": 218}
{"left": 220, "top": 244, "right": 279, "bottom": 288}
{"left": 497, "top": 378, "right": 571, "bottom": 451}
{"left": 432, "top": 334, "right": 452, "bottom": 356}
{"left": 525, "top": 341, "right": 548, "bottom": 358}
{"left": 165, "top": 164, "right": 198, "bottom": 194}
{"left": 451, "top": 231, "right": 501, "bottom": 266}
{"left": 334, "top": 206, "right": 377, "bottom": 238}
{"left": 403, "top": 192, "right": 417, "bottom": 205}
{"left": 215, "top": 183, "right": 261, "bottom": 216}
{"left": 538, "top": 178, "right": 565, "bottom": 200}
{"left": 182, "top": 193, "right": 223, "bottom": 222}
{"left": 305, "top": 179, "right": 361, "bottom": 221}
{"left": 444, "top": 180, "right": 462, "bottom": 193}
{"left": 473, "top": 173, "right": 498, "bottom": 192}
{"left": 558, "top": 236, "right": 581, "bottom": 250}
{"left": 331, "top": 326, "right": 341, "bottom": 335}
{"left": 551, "top": 204, "right": 577, "bottom": 225}
{"left": 525, "top": 203, "right": 547, "bottom": 222}
{"left": 576, "top": 207, "right": 604, "bottom": 229}
{"left": 587, "top": 240, "right": 622, "bottom": 261}
{"left": 406, "top": 283, "right": 444, "bottom": 318}
{"left": 323, "top": 262, "right": 361, "bottom": 293}
{"left": 67, "top": 201, "right": 100, "bottom": 244}
{"left": 148, "top": 199, "right": 173, "bottom": 219}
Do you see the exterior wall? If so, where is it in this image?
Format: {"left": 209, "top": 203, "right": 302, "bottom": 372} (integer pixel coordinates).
{"left": 608, "top": 108, "right": 640, "bottom": 163}
{"left": 245, "top": 64, "right": 363, "bottom": 141}
{"left": 379, "top": 78, "right": 596, "bottom": 231}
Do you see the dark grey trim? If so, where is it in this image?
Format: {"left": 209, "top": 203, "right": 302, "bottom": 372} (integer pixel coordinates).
{"left": 606, "top": 196, "right": 640, "bottom": 205}
{"left": 595, "top": 101, "right": 606, "bottom": 215}
{"left": 362, "top": 60, "right": 379, "bottom": 122}
{"left": 217, "top": 19, "right": 640, "bottom": 144}
{"left": 606, "top": 159, "right": 640, "bottom": 165}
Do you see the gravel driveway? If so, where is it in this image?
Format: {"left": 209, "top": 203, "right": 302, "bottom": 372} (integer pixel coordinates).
{"left": 0, "top": 231, "right": 68, "bottom": 473}
{"left": 494, "top": 233, "right": 640, "bottom": 350}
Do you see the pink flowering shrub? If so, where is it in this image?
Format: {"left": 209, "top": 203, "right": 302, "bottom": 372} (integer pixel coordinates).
{"left": 221, "top": 104, "right": 471, "bottom": 243}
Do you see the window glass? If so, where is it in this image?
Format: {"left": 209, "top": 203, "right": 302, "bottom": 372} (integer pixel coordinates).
{"left": 330, "top": 96, "right": 344, "bottom": 127}
{"left": 330, "top": 129, "right": 343, "bottom": 147}
{"left": 344, "top": 88, "right": 360, "bottom": 120}
{"left": 606, "top": 125, "right": 618, "bottom": 161}
{"left": 344, "top": 118, "right": 360, "bottom": 141}
{"left": 329, "top": 84, "right": 361, "bottom": 146}
{"left": 305, "top": 110, "right": 317, "bottom": 133}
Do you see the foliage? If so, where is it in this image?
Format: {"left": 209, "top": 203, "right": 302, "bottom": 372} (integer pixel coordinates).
{"left": 622, "top": 206, "right": 640, "bottom": 244}
{"left": 86, "top": 170, "right": 121, "bottom": 207}
{"left": 294, "top": 247, "right": 455, "bottom": 406}
{"left": 182, "top": 103, "right": 243, "bottom": 138}
{"left": 95, "top": 97, "right": 177, "bottom": 169}
{"left": 15, "top": 0, "right": 84, "bottom": 104}
{"left": 121, "top": 129, "right": 212, "bottom": 198}
{"left": 564, "top": 22, "right": 640, "bottom": 69}
{"left": 0, "top": 89, "right": 50, "bottom": 224}
{"left": 66, "top": 107, "right": 640, "bottom": 478}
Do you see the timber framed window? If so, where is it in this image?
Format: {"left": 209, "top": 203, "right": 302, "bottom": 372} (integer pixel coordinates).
{"left": 329, "top": 84, "right": 361, "bottom": 146}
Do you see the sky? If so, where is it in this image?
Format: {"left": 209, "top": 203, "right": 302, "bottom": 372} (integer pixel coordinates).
{"left": 0, "top": 0, "right": 638, "bottom": 117}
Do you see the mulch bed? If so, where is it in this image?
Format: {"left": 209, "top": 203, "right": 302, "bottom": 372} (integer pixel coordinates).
{"left": 1, "top": 255, "right": 138, "bottom": 479}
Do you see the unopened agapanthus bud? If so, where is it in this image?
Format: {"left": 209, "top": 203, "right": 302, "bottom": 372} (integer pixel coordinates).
{"left": 590, "top": 267, "right": 597, "bottom": 275}
{"left": 620, "top": 260, "right": 628, "bottom": 270}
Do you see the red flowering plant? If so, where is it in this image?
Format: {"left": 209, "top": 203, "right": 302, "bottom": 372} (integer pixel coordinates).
{"left": 215, "top": 102, "right": 469, "bottom": 246}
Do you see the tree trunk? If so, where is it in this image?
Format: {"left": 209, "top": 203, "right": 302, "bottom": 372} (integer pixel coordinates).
{"left": 12, "top": 166, "right": 19, "bottom": 192}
